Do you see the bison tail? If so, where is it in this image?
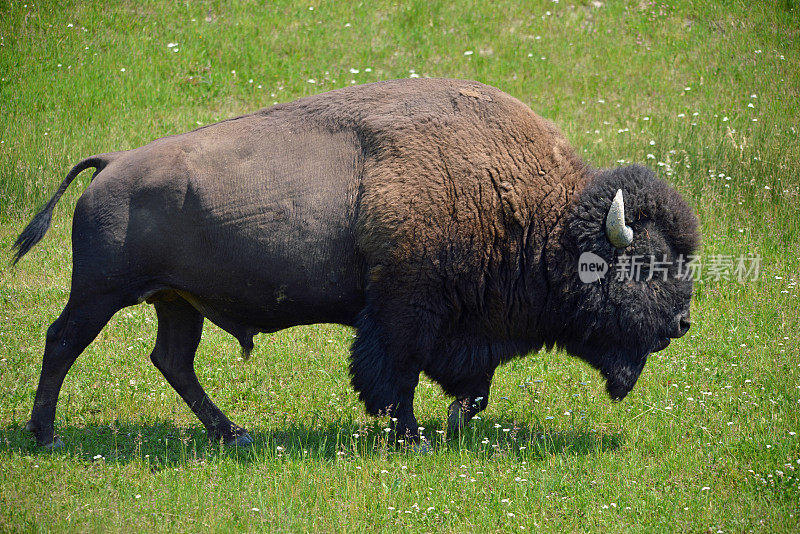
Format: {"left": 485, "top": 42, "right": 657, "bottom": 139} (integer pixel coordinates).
{"left": 12, "top": 154, "right": 117, "bottom": 264}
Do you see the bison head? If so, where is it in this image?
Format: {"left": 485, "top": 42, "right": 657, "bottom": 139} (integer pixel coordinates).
{"left": 548, "top": 165, "right": 700, "bottom": 400}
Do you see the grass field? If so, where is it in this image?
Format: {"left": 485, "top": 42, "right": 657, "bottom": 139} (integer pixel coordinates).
{"left": 1, "top": 0, "right": 799, "bottom": 531}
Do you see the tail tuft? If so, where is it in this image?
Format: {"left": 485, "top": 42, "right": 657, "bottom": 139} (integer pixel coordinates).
{"left": 11, "top": 201, "right": 55, "bottom": 264}
{"left": 10, "top": 154, "right": 115, "bottom": 265}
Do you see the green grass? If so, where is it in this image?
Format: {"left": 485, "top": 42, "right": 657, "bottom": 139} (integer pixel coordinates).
{"left": 1, "top": 0, "right": 799, "bottom": 531}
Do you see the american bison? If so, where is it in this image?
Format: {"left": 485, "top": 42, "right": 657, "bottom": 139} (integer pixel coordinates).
{"left": 13, "top": 78, "right": 699, "bottom": 448}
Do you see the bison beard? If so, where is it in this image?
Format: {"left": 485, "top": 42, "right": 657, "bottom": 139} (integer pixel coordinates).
{"left": 13, "top": 79, "right": 699, "bottom": 448}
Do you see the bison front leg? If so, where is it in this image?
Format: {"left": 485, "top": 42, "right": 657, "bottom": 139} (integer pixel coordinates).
{"left": 349, "top": 309, "right": 422, "bottom": 444}
{"left": 445, "top": 374, "right": 493, "bottom": 437}
{"left": 150, "top": 298, "right": 252, "bottom": 446}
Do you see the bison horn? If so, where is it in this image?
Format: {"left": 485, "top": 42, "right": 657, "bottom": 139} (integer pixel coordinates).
{"left": 605, "top": 189, "right": 634, "bottom": 248}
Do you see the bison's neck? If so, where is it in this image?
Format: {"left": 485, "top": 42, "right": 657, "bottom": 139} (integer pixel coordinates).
{"left": 511, "top": 163, "right": 589, "bottom": 340}
{"left": 476, "top": 152, "right": 589, "bottom": 345}
{"left": 531, "top": 165, "right": 610, "bottom": 347}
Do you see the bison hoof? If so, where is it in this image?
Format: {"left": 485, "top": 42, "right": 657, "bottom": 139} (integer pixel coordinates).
{"left": 410, "top": 441, "right": 432, "bottom": 455}
{"left": 44, "top": 437, "right": 65, "bottom": 450}
{"left": 446, "top": 401, "right": 466, "bottom": 436}
{"left": 25, "top": 420, "right": 63, "bottom": 449}
{"left": 225, "top": 432, "right": 254, "bottom": 447}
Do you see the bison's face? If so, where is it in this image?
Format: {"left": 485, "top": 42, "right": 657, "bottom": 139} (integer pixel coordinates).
{"left": 552, "top": 165, "right": 700, "bottom": 400}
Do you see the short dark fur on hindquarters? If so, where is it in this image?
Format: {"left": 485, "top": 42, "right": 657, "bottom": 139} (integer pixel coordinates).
{"left": 13, "top": 79, "right": 699, "bottom": 448}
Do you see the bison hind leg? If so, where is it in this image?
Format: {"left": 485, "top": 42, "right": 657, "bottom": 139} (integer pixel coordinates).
{"left": 27, "top": 294, "right": 127, "bottom": 447}
{"left": 349, "top": 307, "right": 421, "bottom": 442}
{"left": 149, "top": 296, "right": 252, "bottom": 446}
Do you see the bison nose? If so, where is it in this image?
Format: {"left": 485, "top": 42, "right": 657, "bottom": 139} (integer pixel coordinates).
{"left": 676, "top": 312, "right": 691, "bottom": 338}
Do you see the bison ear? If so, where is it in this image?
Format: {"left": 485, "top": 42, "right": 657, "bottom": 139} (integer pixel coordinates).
{"left": 605, "top": 189, "right": 634, "bottom": 249}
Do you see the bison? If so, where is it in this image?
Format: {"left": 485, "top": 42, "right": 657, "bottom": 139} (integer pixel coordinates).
{"left": 13, "top": 78, "right": 699, "bottom": 449}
